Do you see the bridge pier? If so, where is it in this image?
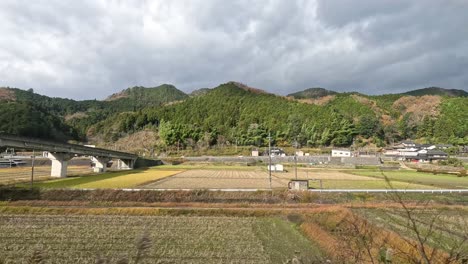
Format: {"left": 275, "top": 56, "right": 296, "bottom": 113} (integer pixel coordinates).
{"left": 92, "top": 157, "right": 111, "bottom": 173}
{"left": 117, "top": 158, "right": 135, "bottom": 170}
{"left": 48, "top": 153, "right": 73, "bottom": 178}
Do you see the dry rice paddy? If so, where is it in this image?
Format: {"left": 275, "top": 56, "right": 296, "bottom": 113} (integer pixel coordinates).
{"left": 143, "top": 168, "right": 436, "bottom": 190}
{"left": 5, "top": 164, "right": 439, "bottom": 190}
{"left": 74, "top": 170, "right": 181, "bottom": 188}
{"left": 144, "top": 169, "right": 279, "bottom": 189}
{"left": 0, "top": 166, "right": 93, "bottom": 185}
{"left": 0, "top": 214, "right": 323, "bottom": 263}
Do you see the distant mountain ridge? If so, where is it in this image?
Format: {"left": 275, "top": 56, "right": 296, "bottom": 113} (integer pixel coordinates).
{"left": 105, "top": 84, "right": 188, "bottom": 104}
{"left": 287, "top": 88, "right": 337, "bottom": 99}
{"left": 0, "top": 82, "right": 466, "bottom": 149}
{"left": 288, "top": 86, "right": 467, "bottom": 99}
{"left": 190, "top": 88, "right": 211, "bottom": 97}
{"left": 402, "top": 87, "right": 468, "bottom": 97}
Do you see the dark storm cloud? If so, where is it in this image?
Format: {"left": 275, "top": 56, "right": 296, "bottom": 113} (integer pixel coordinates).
{"left": 0, "top": 0, "right": 467, "bottom": 99}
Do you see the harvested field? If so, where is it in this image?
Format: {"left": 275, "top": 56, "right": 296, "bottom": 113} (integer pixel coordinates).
{"left": 0, "top": 165, "right": 93, "bottom": 185}
{"left": 277, "top": 170, "right": 436, "bottom": 189}
{"left": 143, "top": 168, "right": 436, "bottom": 190}
{"left": 143, "top": 169, "right": 282, "bottom": 189}
{"left": 274, "top": 170, "right": 376, "bottom": 180}
{"left": 350, "top": 169, "right": 468, "bottom": 189}
{"left": 0, "top": 214, "right": 324, "bottom": 263}
{"left": 27, "top": 169, "right": 180, "bottom": 189}
{"left": 75, "top": 170, "right": 180, "bottom": 188}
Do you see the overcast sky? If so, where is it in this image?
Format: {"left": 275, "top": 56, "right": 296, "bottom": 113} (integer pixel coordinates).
{"left": 1, "top": 0, "right": 467, "bottom": 100}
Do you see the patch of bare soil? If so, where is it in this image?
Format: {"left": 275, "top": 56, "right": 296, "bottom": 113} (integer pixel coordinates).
{"left": 64, "top": 112, "right": 88, "bottom": 121}
{"left": 0, "top": 88, "right": 15, "bottom": 101}
{"left": 105, "top": 90, "right": 129, "bottom": 101}
{"left": 229, "top": 81, "right": 269, "bottom": 94}
{"left": 297, "top": 95, "right": 336, "bottom": 105}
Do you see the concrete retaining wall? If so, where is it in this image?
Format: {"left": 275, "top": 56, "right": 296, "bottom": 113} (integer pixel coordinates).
{"left": 180, "top": 156, "right": 381, "bottom": 166}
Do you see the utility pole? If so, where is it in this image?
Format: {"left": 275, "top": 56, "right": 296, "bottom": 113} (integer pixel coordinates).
{"left": 294, "top": 137, "right": 298, "bottom": 180}
{"left": 30, "top": 150, "right": 35, "bottom": 190}
{"left": 268, "top": 132, "right": 272, "bottom": 190}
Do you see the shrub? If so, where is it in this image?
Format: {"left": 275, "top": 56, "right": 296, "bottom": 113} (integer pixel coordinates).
{"left": 439, "top": 157, "right": 463, "bottom": 167}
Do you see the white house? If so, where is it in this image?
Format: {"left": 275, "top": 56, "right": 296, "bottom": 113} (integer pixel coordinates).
{"left": 332, "top": 149, "right": 352, "bottom": 157}
{"left": 268, "top": 164, "right": 284, "bottom": 172}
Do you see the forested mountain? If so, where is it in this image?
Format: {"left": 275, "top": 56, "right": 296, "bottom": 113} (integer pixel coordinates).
{"left": 0, "top": 85, "right": 188, "bottom": 141}
{"left": 287, "top": 88, "right": 338, "bottom": 99}
{"left": 0, "top": 101, "right": 76, "bottom": 141}
{"left": 0, "top": 83, "right": 467, "bottom": 152}
{"left": 402, "top": 87, "right": 468, "bottom": 97}
{"left": 190, "top": 88, "right": 211, "bottom": 97}
{"left": 105, "top": 84, "right": 188, "bottom": 106}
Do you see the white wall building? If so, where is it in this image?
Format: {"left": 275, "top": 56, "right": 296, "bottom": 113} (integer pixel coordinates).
{"left": 331, "top": 149, "right": 352, "bottom": 157}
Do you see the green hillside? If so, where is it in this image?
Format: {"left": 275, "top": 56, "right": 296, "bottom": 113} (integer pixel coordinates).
{"left": 402, "top": 87, "right": 468, "bottom": 97}
{"left": 287, "top": 87, "right": 337, "bottom": 99}
{"left": 189, "top": 88, "right": 211, "bottom": 97}
{"left": 0, "top": 101, "right": 78, "bottom": 141}
{"left": 0, "top": 85, "right": 189, "bottom": 140}
{"left": 90, "top": 82, "right": 468, "bottom": 151}
{"left": 106, "top": 84, "right": 188, "bottom": 107}
{"left": 1, "top": 84, "right": 467, "bottom": 151}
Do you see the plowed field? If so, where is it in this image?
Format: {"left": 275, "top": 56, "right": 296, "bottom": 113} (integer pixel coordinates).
{"left": 143, "top": 170, "right": 279, "bottom": 189}
{"left": 143, "top": 169, "right": 435, "bottom": 189}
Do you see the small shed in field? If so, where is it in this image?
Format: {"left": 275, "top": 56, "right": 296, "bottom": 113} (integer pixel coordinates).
{"left": 267, "top": 164, "right": 284, "bottom": 172}
{"left": 288, "top": 180, "right": 309, "bottom": 190}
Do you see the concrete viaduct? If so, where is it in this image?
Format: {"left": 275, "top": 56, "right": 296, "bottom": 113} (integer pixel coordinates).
{"left": 0, "top": 134, "right": 138, "bottom": 178}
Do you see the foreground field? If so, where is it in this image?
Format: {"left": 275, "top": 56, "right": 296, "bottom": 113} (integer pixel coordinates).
{"left": 0, "top": 202, "right": 466, "bottom": 263}
{"left": 0, "top": 214, "right": 323, "bottom": 263}
{"left": 305, "top": 206, "right": 468, "bottom": 263}
{"left": 355, "top": 207, "right": 468, "bottom": 254}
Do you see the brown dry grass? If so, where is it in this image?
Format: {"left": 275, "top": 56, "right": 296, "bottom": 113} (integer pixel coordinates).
{"left": 302, "top": 206, "right": 452, "bottom": 263}
{"left": 301, "top": 222, "right": 340, "bottom": 254}
{"left": 64, "top": 111, "right": 88, "bottom": 121}
{"left": 229, "top": 81, "right": 269, "bottom": 94}
{"left": 297, "top": 95, "right": 336, "bottom": 105}
{"left": 393, "top": 95, "right": 442, "bottom": 123}
{"left": 0, "top": 88, "right": 15, "bottom": 101}
{"left": 103, "top": 130, "right": 160, "bottom": 154}
{"left": 104, "top": 90, "right": 129, "bottom": 101}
